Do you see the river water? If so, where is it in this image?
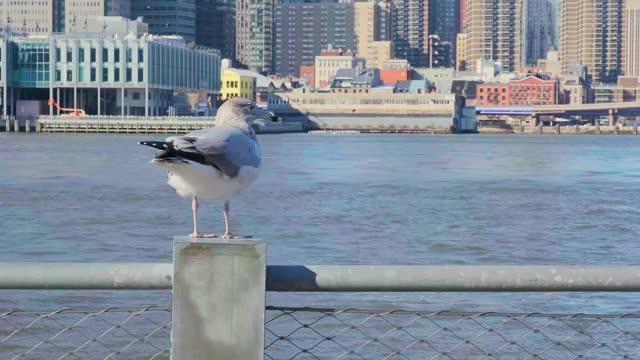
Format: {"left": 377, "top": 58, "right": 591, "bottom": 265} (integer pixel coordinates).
{"left": 1, "top": 133, "right": 639, "bottom": 314}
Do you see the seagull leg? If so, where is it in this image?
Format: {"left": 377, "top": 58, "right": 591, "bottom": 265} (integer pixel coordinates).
{"left": 190, "top": 197, "right": 202, "bottom": 238}
{"left": 223, "top": 201, "right": 232, "bottom": 239}
{"left": 222, "top": 201, "right": 252, "bottom": 240}
{"left": 190, "top": 197, "right": 216, "bottom": 238}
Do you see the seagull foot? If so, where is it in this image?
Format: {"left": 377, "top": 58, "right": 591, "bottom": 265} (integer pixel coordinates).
{"left": 190, "top": 232, "right": 219, "bottom": 239}
{"left": 222, "top": 233, "right": 254, "bottom": 240}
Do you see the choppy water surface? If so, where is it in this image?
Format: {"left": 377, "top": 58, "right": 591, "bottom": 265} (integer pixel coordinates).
{"left": 0, "top": 133, "right": 639, "bottom": 314}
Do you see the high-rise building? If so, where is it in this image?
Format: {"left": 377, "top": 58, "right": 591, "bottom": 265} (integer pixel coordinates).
{"left": 392, "top": 0, "right": 429, "bottom": 67}
{"left": 236, "top": 0, "right": 273, "bottom": 74}
{"left": 428, "top": 0, "right": 459, "bottom": 48}
{"left": 456, "top": 33, "right": 467, "bottom": 70}
{"left": 525, "top": 0, "right": 555, "bottom": 64}
{"left": 66, "top": 0, "right": 131, "bottom": 33}
{"left": 459, "top": 0, "right": 466, "bottom": 32}
{"left": 196, "top": 0, "right": 235, "bottom": 60}
{"left": 1, "top": 2, "right": 54, "bottom": 34}
{"left": 53, "top": 0, "right": 66, "bottom": 33}
{"left": 131, "top": 0, "right": 196, "bottom": 41}
{"left": 465, "top": 0, "right": 523, "bottom": 72}
{"left": 1, "top": 1, "right": 133, "bottom": 35}
{"left": 560, "top": 0, "right": 624, "bottom": 83}
{"left": 624, "top": 0, "right": 640, "bottom": 78}
{"left": 273, "top": 2, "right": 355, "bottom": 77}
{"left": 354, "top": 1, "right": 392, "bottom": 68}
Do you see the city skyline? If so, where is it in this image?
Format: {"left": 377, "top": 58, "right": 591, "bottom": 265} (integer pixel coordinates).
{"left": 0, "top": 0, "right": 638, "bottom": 86}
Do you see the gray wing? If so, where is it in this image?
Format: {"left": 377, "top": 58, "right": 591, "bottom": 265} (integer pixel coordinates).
{"left": 168, "top": 127, "right": 261, "bottom": 178}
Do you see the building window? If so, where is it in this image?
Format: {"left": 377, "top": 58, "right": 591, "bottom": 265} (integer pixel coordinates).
{"left": 103, "top": 48, "right": 108, "bottom": 62}
{"left": 66, "top": 48, "right": 72, "bottom": 62}
{"left": 79, "top": 48, "right": 85, "bottom": 62}
{"left": 115, "top": 48, "right": 120, "bottom": 63}
{"left": 103, "top": 68, "right": 108, "bottom": 82}
{"left": 114, "top": 68, "right": 120, "bottom": 82}
{"left": 127, "top": 49, "right": 132, "bottom": 62}
{"left": 90, "top": 48, "right": 96, "bottom": 62}
{"left": 55, "top": 70, "right": 61, "bottom": 81}
{"left": 90, "top": 68, "right": 96, "bottom": 81}
{"left": 66, "top": 70, "right": 72, "bottom": 81}
{"left": 56, "top": 47, "right": 61, "bottom": 62}
{"left": 138, "top": 68, "right": 143, "bottom": 82}
{"left": 132, "top": 92, "right": 141, "bottom": 100}
{"left": 126, "top": 68, "right": 132, "bottom": 82}
{"left": 138, "top": 49, "right": 143, "bottom": 63}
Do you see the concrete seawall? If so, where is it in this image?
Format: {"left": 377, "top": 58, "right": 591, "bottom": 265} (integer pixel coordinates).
{"left": 480, "top": 125, "right": 640, "bottom": 135}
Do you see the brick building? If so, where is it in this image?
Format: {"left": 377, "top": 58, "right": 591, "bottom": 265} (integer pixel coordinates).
{"left": 476, "top": 76, "right": 558, "bottom": 106}
{"left": 508, "top": 76, "right": 558, "bottom": 105}
{"left": 476, "top": 84, "right": 510, "bottom": 106}
{"left": 299, "top": 65, "right": 315, "bottom": 89}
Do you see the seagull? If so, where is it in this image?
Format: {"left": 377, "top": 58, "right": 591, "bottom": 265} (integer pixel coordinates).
{"left": 140, "top": 98, "right": 272, "bottom": 239}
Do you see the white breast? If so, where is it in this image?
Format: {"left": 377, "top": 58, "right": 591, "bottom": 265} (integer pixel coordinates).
{"left": 159, "top": 161, "right": 260, "bottom": 200}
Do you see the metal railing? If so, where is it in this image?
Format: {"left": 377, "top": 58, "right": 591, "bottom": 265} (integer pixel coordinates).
{"left": 4, "top": 263, "right": 640, "bottom": 292}
{"left": 4, "top": 261, "right": 640, "bottom": 359}
{"left": 4, "top": 306, "right": 640, "bottom": 359}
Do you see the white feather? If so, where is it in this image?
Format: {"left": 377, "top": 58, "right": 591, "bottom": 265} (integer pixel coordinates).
{"left": 155, "top": 159, "right": 260, "bottom": 200}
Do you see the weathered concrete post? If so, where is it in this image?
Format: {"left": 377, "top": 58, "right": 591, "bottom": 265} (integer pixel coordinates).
{"left": 25, "top": 120, "right": 31, "bottom": 133}
{"left": 5, "top": 119, "right": 9, "bottom": 132}
{"left": 608, "top": 109, "right": 616, "bottom": 126}
{"left": 171, "top": 237, "right": 266, "bottom": 360}
{"left": 13, "top": 120, "right": 19, "bottom": 133}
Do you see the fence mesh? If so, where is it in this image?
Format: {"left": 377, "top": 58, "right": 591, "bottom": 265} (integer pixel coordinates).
{"left": 3, "top": 306, "right": 640, "bottom": 359}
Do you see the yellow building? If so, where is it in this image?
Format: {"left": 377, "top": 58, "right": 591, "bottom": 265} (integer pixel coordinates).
{"left": 220, "top": 69, "right": 256, "bottom": 101}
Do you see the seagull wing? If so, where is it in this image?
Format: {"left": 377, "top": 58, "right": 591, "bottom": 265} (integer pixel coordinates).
{"left": 168, "top": 127, "right": 261, "bottom": 178}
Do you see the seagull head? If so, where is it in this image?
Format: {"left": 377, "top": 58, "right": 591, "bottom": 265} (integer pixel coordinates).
{"left": 215, "top": 98, "right": 275, "bottom": 133}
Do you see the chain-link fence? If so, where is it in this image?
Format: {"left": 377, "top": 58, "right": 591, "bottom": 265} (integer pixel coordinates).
{"left": 265, "top": 307, "right": 640, "bottom": 360}
{"left": 4, "top": 306, "right": 640, "bottom": 359}
{"left": 0, "top": 307, "right": 171, "bottom": 360}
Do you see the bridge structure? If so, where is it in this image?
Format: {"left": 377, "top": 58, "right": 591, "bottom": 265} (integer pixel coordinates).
{"left": 476, "top": 101, "right": 640, "bottom": 126}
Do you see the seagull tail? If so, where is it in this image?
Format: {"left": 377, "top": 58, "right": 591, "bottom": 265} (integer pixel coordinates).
{"left": 139, "top": 141, "right": 171, "bottom": 151}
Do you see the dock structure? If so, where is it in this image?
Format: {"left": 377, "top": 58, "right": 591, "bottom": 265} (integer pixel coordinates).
{"left": 33, "top": 116, "right": 304, "bottom": 134}
{"left": 37, "top": 117, "right": 215, "bottom": 134}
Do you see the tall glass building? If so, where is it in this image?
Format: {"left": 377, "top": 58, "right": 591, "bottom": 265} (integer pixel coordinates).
{"left": 196, "top": 0, "right": 235, "bottom": 60}
{"left": 131, "top": 0, "right": 196, "bottom": 41}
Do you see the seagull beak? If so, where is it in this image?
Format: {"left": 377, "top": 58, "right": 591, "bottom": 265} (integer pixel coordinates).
{"left": 251, "top": 119, "right": 267, "bottom": 129}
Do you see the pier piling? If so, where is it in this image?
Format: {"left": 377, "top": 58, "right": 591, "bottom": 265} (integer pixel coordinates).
{"left": 171, "top": 237, "right": 266, "bottom": 360}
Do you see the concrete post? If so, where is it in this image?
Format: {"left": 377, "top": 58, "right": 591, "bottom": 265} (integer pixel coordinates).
{"left": 5, "top": 119, "right": 9, "bottom": 132}
{"left": 13, "top": 120, "right": 18, "bottom": 132}
{"left": 25, "top": 120, "right": 30, "bottom": 133}
{"left": 609, "top": 109, "right": 616, "bottom": 126}
{"left": 530, "top": 113, "right": 538, "bottom": 127}
{"left": 171, "top": 237, "right": 266, "bottom": 360}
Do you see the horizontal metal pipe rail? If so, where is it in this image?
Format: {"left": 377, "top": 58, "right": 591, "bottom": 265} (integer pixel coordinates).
{"left": 2, "top": 263, "right": 640, "bottom": 291}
